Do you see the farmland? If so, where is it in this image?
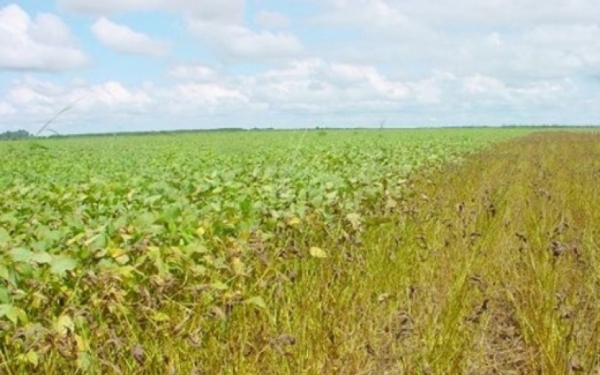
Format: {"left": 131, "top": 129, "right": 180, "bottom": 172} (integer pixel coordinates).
{"left": 0, "top": 128, "right": 599, "bottom": 373}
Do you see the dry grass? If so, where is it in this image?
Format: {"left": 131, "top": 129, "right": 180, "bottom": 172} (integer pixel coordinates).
{"left": 357, "top": 131, "right": 600, "bottom": 374}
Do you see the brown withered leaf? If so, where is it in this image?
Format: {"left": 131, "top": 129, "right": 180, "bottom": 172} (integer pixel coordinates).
{"left": 131, "top": 344, "right": 145, "bottom": 365}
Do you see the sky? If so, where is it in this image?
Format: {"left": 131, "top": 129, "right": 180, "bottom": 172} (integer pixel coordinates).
{"left": 0, "top": 0, "right": 600, "bottom": 134}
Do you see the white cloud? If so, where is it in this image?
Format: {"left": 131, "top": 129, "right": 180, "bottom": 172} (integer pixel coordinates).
{"left": 5, "top": 77, "right": 152, "bottom": 118}
{"left": 171, "top": 1, "right": 302, "bottom": 62}
{"left": 157, "top": 83, "right": 248, "bottom": 115}
{"left": 0, "top": 102, "right": 15, "bottom": 115}
{"left": 91, "top": 18, "right": 170, "bottom": 57}
{"left": 520, "top": 25, "right": 600, "bottom": 71}
{"left": 0, "top": 4, "right": 87, "bottom": 71}
{"left": 57, "top": 0, "right": 161, "bottom": 15}
{"left": 309, "top": 0, "right": 600, "bottom": 88}
{"left": 0, "top": 75, "right": 250, "bottom": 133}
{"left": 397, "top": 0, "right": 600, "bottom": 26}
{"left": 187, "top": 21, "right": 303, "bottom": 61}
{"left": 168, "top": 0, "right": 245, "bottom": 24}
{"left": 240, "top": 59, "right": 409, "bottom": 113}
{"left": 318, "top": 0, "right": 411, "bottom": 31}
{"left": 59, "top": 0, "right": 300, "bottom": 62}
{"left": 462, "top": 74, "right": 575, "bottom": 107}
{"left": 167, "top": 64, "right": 220, "bottom": 82}
{"left": 409, "top": 71, "right": 457, "bottom": 104}
{"left": 463, "top": 75, "right": 507, "bottom": 95}
{"left": 255, "top": 10, "right": 290, "bottom": 29}
{"left": 92, "top": 81, "right": 152, "bottom": 108}
{"left": 59, "top": 0, "right": 244, "bottom": 22}
{"left": 163, "top": 2, "right": 300, "bottom": 62}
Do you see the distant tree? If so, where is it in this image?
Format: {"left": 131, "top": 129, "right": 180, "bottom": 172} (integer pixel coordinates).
{"left": 0, "top": 129, "right": 32, "bottom": 140}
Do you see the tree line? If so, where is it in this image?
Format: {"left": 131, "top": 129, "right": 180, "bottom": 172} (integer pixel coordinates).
{"left": 0, "top": 130, "right": 32, "bottom": 140}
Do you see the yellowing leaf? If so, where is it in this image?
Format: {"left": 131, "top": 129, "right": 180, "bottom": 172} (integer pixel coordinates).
{"left": 75, "top": 334, "right": 88, "bottom": 352}
{"left": 386, "top": 198, "right": 398, "bottom": 209}
{"left": 108, "top": 247, "right": 126, "bottom": 258}
{"left": 31, "top": 292, "right": 48, "bottom": 309}
{"left": 309, "top": 247, "right": 328, "bottom": 258}
{"left": 190, "top": 265, "right": 207, "bottom": 276}
{"left": 54, "top": 314, "right": 74, "bottom": 337}
{"left": 17, "top": 351, "right": 39, "bottom": 367}
{"left": 126, "top": 190, "right": 135, "bottom": 201}
{"left": 287, "top": 217, "right": 301, "bottom": 226}
{"left": 208, "top": 306, "right": 227, "bottom": 321}
{"left": 25, "top": 351, "right": 39, "bottom": 367}
{"left": 345, "top": 213, "right": 362, "bottom": 230}
{"left": 116, "top": 265, "right": 135, "bottom": 279}
{"left": 115, "top": 254, "right": 130, "bottom": 265}
{"left": 151, "top": 312, "right": 170, "bottom": 322}
{"left": 232, "top": 257, "right": 245, "bottom": 276}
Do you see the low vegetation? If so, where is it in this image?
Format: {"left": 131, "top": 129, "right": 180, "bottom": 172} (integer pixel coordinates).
{"left": 1, "top": 128, "right": 597, "bottom": 373}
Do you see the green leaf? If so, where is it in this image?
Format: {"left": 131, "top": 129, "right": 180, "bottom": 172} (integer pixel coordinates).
{"left": 136, "top": 212, "right": 157, "bottom": 227}
{"left": 243, "top": 296, "right": 267, "bottom": 309}
{"left": 144, "top": 195, "right": 162, "bottom": 205}
{"left": 31, "top": 252, "right": 53, "bottom": 265}
{"left": 0, "top": 227, "right": 10, "bottom": 243}
{"left": 9, "top": 248, "right": 34, "bottom": 263}
{"left": 46, "top": 230, "right": 62, "bottom": 243}
{"left": 50, "top": 256, "right": 78, "bottom": 276}
{"left": 77, "top": 352, "right": 92, "bottom": 371}
{"left": 0, "top": 265, "right": 9, "bottom": 282}
{"left": 210, "top": 281, "right": 229, "bottom": 291}
{"left": 0, "top": 287, "right": 10, "bottom": 304}
{"left": 0, "top": 214, "right": 17, "bottom": 227}
{"left": 84, "top": 233, "right": 106, "bottom": 250}
{"left": 0, "top": 304, "right": 27, "bottom": 325}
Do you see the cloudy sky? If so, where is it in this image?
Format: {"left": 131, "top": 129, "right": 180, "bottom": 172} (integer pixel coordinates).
{"left": 1, "top": 0, "right": 599, "bottom": 134}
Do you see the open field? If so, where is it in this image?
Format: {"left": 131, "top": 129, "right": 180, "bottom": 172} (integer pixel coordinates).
{"left": 0, "top": 128, "right": 599, "bottom": 373}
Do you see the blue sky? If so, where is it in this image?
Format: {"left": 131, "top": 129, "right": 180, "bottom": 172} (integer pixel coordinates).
{"left": 1, "top": 0, "right": 599, "bottom": 134}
